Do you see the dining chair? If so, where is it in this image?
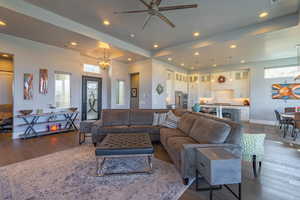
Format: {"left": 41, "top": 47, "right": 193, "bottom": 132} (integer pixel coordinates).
{"left": 292, "top": 113, "right": 300, "bottom": 141}
{"left": 275, "top": 110, "right": 294, "bottom": 138}
{"left": 274, "top": 110, "right": 284, "bottom": 129}
{"left": 242, "top": 133, "right": 266, "bottom": 178}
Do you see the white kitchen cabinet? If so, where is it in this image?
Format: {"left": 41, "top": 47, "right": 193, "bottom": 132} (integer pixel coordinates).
{"left": 240, "top": 106, "right": 250, "bottom": 121}
{"left": 199, "top": 82, "right": 212, "bottom": 98}
{"left": 234, "top": 78, "right": 249, "bottom": 98}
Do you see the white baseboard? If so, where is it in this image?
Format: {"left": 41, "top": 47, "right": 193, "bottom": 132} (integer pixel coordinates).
{"left": 249, "top": 119, "right": 276, "bottom": 126}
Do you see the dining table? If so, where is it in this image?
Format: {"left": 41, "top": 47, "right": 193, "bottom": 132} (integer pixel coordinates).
{"left": 281, "top": 112, "right": 295, "bottom": 119}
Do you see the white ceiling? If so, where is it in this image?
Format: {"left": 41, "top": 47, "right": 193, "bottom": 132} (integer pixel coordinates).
{"left": 0, "top": 7, "right": 147, "bottom": 63}
{"left": 25, "top": 0, "right": 299, "bottom": 50}
{"left": 156, "top": 25, "right": 300, "bottom": 70}
{"left": 1, "top": 0, "right": 299, "bottom": 70}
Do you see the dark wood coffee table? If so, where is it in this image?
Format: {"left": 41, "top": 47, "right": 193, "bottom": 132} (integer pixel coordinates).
{"left": 95, "top": 133, "right": 154, "bottom": 176}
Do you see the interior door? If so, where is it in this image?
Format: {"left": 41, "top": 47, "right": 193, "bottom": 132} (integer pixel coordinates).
{"left": 82, "top": 76, "right": 102, "bottom": 120}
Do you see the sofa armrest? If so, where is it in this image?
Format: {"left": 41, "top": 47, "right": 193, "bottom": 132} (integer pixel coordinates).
{"left": 91, "top": 120, "right": 106, "bottom": 144}
{"left": 180, "top": 143, "right": 242, "bottom": 179}
{"left": 93, "top": 119, "right": 103, "bottom": 127}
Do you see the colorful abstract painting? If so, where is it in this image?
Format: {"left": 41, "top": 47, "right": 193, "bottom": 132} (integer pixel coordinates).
{"left": 24, "top": 73, "right": 33, "bottom": 100}
{"left": 272, "top": 83, "right": 300, "bottom": 99}
{"left": 39, "top": 69, "right": 48, "bottom": 94}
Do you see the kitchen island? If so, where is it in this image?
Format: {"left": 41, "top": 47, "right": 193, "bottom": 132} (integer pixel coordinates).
{"left": 200, "top": 104, "right": 250, "bottom": 122}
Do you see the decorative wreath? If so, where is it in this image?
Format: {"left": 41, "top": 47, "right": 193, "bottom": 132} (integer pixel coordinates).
{"left": 218, "top": 75, "right": 226, "bottom": 83}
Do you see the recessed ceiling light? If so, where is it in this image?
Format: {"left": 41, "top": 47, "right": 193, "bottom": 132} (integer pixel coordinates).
{"left": 193, "top": 32, "right": 200, "bottom": 37}
{"left": 168, "top": 57, "right": 172, "bottom": 61}
{"left": 128, "top": 58, "right": 132, "bottom": 61}
{"left": 103, "top": 20, "right": 110, "bottom": 26}
{"left": 194, "top": 52, "right": 199, "bottom": 56}
{"left": 130, "top": 34, "right": 135, "bottom": 38}
{"left": 153, "top": 44, "right": 159, "bottom": 48}
{"left": 0, "top": 20, "right": 7, "bottom": 26}
{"left": 212, "top": 64, "right": 217, "bottom": 67}
{"left": 2, "top": 54, "right": 9, "bottom": 58}
{"left": 240, "top": 60, "right": 245, "bottom": 63}
{"left": 230, "top": 44, "right": 237, "bottom": 49}
{"left": 181, "top": 63, "right": 185, "bottom": 66}
{"left": 259, "top": 12, "right": 269, "bottom": 18}
{"left": 70, "top": 42, "right": 78, "bottom": 46}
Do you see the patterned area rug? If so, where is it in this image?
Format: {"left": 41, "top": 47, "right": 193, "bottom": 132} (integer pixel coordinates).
{"left": 0, "top": 145, "right": 190, "bottom": 200}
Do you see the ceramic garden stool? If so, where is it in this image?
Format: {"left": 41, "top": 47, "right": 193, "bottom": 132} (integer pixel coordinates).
{"left": 79, "top": 120, "right": 96, "bottom": 145}
{"left": 241, "top": 133, "right": 266, "bottom": 177}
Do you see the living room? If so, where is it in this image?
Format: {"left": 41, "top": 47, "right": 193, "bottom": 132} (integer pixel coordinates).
{"left": 1, "top": 0, "right": 300, "bottom": 200}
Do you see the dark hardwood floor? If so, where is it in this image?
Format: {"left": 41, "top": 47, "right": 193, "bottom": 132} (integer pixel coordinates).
{"left": 1, "top": 123, "right": 300, "bottom": 200}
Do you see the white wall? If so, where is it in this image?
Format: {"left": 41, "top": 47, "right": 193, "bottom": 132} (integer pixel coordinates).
{"left": 0, "top": 58, "right": 13, "bottom": 105}
{"left": 249, "top": 57, "right": 300, "bottom": 124}
{"left": 109, "top": 60, "right": 130, "bottom": 109}
{"left": 151, "top": 59, "right": 188, "bottom": 108}
{"left": 0, "top": 33, "right": 110, "bottom": 138}
{"left": 0, "top": 72, "right": 13, "bottom": 105}
{"left": 129, "top": 59, "right": 152, "bottom": 108}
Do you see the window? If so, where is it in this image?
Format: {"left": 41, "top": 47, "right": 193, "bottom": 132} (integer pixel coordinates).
{"left": 116, "top": 80, "right": 125, "bottom": 105}
{"left": 83, "top": 64, "right": 101, "bottom": 74}
{"left": 55, "top": 72, "right": 71, "bottom": 108}
{"left": 264, "top": 66, "right": 300, "bottom": 79}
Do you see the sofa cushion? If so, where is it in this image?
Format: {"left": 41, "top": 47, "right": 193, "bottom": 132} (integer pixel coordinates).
{"left": 161, "top": 111, "right": 180, "bottom": 128}
{"left": 165, "top": 136, "right": 198, "bottom": 171}
{"left": 189, "top": 117, "right": 231, "bottom": 144}
{"left": 102, "top": 109, "right": 130, "bottom": 126}
{"left": 178, "top": 114, "right": 196, "bottom": 134}
{"left": 95, "top": 125, "right": 132, "bottom": 134}
{"left": 173, "top": 109, "right": 188, "bottom": 117}
{"left": 130, "top": 109, "right": 154, "bottom": 125}
{"left": 160, "top": 128, "right": 188, "bottom": 146}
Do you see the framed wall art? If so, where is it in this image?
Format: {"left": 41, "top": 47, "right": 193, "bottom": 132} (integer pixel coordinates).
{"left": 39, "top": 69, "right": 48, "bottom": 94}
{"left": 24, "top": 73, "right": 33, "bottom": 100}
{"left": 272, "top": 83, "right": 300, "bottom": 99}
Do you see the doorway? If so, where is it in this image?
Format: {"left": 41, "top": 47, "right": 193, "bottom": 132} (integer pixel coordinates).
{"left": 82, "top": 76, "right": 102, "bottom": 120}
{"left": 0, "top": 52, "right": 14, "bottom": 134}
{"left": 130, "top": 73, "right": 139, "bottom": 109}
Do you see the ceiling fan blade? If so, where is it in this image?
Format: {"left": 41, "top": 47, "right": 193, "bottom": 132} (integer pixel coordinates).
{"left": 159, "top": 4, "right": 198, "bottom": 11}
{"left": 138, "top": 0, "right": 152, "bottom": 9}
{"left": 142, "top": 15, "right": 152, "bottom": 30}
{"left": 154, "top": 11, "right": 175, "bottom": 28}
{"left": 114, "top": 10, "right": 149, "bottom": 14}
{"left": 150, "top": 0, "right": 162, "bottom": 6}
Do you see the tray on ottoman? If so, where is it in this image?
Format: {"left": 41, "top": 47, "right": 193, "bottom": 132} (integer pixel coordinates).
{"left": 95, "top": 133, "right": 154, "bottom": 176}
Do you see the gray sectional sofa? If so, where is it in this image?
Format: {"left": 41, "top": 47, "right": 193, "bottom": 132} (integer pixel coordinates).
{"left": 90, "top": 109, "right": 242, "bottom": 184}
{"left": 91, "top": 109, "right": 187, "bottom": 145}
{"left": 160, "top": 112, "right": 242, "bottom": 184}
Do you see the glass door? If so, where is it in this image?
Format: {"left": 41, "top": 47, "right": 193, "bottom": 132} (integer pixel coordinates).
{"left": 82, "top": 76, "right": 102, "bottom": 120}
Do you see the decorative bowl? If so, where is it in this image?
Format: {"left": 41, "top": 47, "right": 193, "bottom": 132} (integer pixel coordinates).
{"left": 68, "top": 107, "right": 78, "bottom": 112}
{"left": 19, "top": 110, "right": 33, "bottom": 116}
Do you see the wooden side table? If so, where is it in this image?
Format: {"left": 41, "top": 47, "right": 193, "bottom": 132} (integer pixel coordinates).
{"left": 195, "top": 148, "right": 242, "bottom": 200}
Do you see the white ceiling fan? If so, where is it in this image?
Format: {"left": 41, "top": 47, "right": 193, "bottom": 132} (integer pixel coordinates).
{"left": 114, "top": 0, "right": 198, "bottom": 29}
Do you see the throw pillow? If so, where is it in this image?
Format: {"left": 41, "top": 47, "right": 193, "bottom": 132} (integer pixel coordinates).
{"left": 152, "top": 112, "right": 160, "bottom": 126}
{"left": 161, "top": 111, "right": 180, "bottom": 128}
{"left": 152, "top": 112, "right": 167, "bottom": 126}
{"left": 158, "top": 112, "right": 167, "bottom": 125}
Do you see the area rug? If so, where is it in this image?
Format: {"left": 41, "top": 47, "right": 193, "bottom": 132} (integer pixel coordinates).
{"left": 0, "top": 145, "right": 190, "bottom": 200}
